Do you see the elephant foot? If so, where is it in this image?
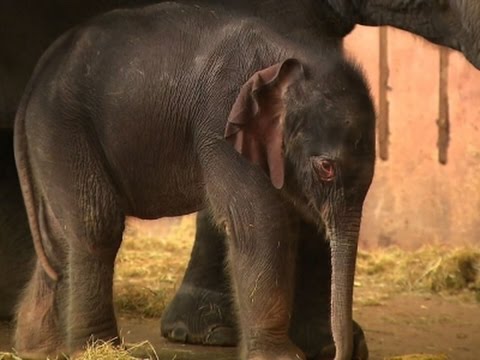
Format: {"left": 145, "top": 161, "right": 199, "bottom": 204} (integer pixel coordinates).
{"left": 160, "top": 283, "right": 237, "bottom": 346}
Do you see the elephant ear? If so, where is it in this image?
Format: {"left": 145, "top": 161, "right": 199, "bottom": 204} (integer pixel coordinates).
{"left": 225, "top": 58, "right": 304, "bottom": 189}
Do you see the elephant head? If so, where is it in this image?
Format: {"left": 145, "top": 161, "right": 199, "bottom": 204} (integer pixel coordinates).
{"left": 225, "top": 57, "right": 375, "bottom": 360}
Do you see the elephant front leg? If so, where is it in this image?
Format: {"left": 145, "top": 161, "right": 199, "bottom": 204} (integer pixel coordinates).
{"left": 161, "top": 209, "right": 237, "bottom": 345}
{"left": 162, "top": 209, "right": 369, "bottom": 358}
{"left": 225, "top": 213, "right": 302, "bottom": 360}
{"left": 200, "top": 142, "right": 304, "bottom": 360}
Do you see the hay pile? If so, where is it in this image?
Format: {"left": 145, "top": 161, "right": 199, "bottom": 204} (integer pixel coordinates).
{"left": 114, "top": 216, "right": 195, "bottom": 317}
{"left": 356, "top": 246, "right": 480, "bottom": 300}
{"left": 77, "top": 340, "right": 157, "bottom": 360}
{"left": 0, "top": 341, "right": 158, "bottom": 360}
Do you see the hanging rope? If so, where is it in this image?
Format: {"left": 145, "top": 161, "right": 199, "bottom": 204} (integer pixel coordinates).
{"left": 437, "top": 47, "right": 450, "bottom": 165}
{"left": 378, "top": 27, "right": 390, "bottom": 161}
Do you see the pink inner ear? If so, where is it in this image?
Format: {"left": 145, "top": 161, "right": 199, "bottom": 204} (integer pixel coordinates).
{"left": 225, "top": 61, "right": 293, "bottom": 190}
{"left": 243, "top": 133, "right": 266, "bottom": 169}
{"left": 232, "top": 130, "right": 244, "bottom": 153}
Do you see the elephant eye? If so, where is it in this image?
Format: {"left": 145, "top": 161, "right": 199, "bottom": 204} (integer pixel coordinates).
{"left": 312, "top": 157, "right": 336, "bottom": 182}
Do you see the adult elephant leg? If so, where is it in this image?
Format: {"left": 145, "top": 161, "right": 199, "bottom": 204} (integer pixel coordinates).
{"left": 161, "top": 209, "right": 237, "bottom": 345}
{"left": 289, "top": 218, "right": 368, "bottom": 360}
{"left": 0, "top": 129, "right": 35, "bottom": 320}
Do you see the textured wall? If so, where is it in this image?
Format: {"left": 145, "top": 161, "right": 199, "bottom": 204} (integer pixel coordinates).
{"left": 345, "top": 26, "right": 480, "bottom": 249}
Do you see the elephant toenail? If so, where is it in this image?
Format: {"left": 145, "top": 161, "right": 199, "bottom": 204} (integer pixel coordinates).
{"left": 170, "top": 326, "right": 188, "bottom": 342}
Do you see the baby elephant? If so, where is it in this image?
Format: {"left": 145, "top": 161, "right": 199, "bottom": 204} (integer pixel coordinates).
{"left": 14, "top": 3, "right": 375, "bottom": 360}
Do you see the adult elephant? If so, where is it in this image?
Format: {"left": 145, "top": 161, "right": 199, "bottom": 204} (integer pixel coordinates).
{"left": 0, "top": 0, "right": 479, "bottom": 358}
{"left": 1, "top": 1, "right": 479, "bottom": 130}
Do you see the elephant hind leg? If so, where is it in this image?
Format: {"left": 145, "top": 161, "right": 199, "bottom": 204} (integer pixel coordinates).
{"left": 45, "top": 139, "right": 126, "bottom": 354}
{"left": 14, "top": 260, "right": 66, "bottom": 359}
{"left": 16, "top": 123, "right": 126, "bottom": 356}
{"left": 66, "top": 204, "right": 124, "bottom": 354}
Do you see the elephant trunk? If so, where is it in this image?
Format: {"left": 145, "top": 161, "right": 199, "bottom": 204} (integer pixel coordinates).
{"left": 329, "top": 214, "right": 361, "bottom": 360}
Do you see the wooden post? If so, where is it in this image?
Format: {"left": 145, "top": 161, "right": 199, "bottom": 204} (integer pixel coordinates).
{"left": 437, "top": 47, "right": 450, "bottom": 165}
{"left": 378, "top": 27, "right": 390, "bottom": 161}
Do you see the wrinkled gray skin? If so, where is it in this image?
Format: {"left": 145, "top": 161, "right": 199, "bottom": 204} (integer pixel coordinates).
{"left": 1, "top": 0, "right": 480, "bottom": 359}
{"left": 13, "top": 4, "right": 376, "bottom": 359}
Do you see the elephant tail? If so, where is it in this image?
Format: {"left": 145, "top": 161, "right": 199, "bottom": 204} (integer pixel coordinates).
{"left": 16, "top": 142, "right": 59, "bottom": 282}
{"left": 13, "top": 30, "right": 77, "bottom": 282}
{"left": 14, "top": 95, "right": 59, "bottom": 282}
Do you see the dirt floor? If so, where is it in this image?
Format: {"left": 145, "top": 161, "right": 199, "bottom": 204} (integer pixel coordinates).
{"left": 354, "top": 292, "right": 480, "bottom": 360}
{"left": 0, "top": 216, "right": 479, "bottom": 359}
{"left": 1, "top": 293, "right": 478, "bottom": 359}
